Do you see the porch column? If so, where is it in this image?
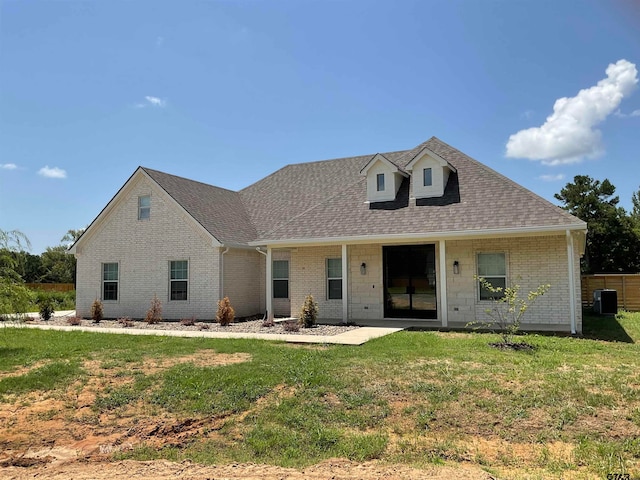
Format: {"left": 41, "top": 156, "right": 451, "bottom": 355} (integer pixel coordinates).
{"left": 266, "top": 247, "right": 273, "bottom": 319}
{"left": 566, "top": 230, "right": 577, "bottom": 334}
{"left": 439, "top": 240, "right": 448, "bottom": 327}
{"left": 342, "top": 243, "right": 348, "bottom": 323}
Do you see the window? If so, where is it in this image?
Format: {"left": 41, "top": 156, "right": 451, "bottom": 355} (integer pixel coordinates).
{"left": 327, "top": 258, "right": 342, "bottom": 300}
{"left": 138, "top": 195, "right": 151, "bottom": 220}
{"left": 376, "top": 173, "right": 385, "bottom": 191}
{"left": 423, "top": 168, "right": 432, "bottom": 187}
{"left": 102, "top": 263, "right": 118, "bottom": 301}
{"left": 170, "top": 260, "right": 188, "bottom": 301}
{"left": 273, "top": 260, "right": 289, "bottom": 299}
{"left": 477, "top": 253, "right": 506, "bottom": 300}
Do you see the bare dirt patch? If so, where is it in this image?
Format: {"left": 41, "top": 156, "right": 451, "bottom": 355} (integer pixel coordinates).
{"left": 2, "top": 458, "right": 497, "bottom": 479}
{"left": 0, "top": 352, "right": 502, "bottom": 479}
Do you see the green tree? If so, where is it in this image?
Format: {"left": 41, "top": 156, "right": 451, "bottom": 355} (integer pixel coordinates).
{"left": 61, "top": 228, "right": 85, "bottom": 248}
{"left": 0, "top": 229, "right": 33, "bottom": 318}
{"left": 40, "top": 245, "right": 75, "bottom": 284}
{"left": 555, "top": 176, "right": 640, "bottom": 273}
{"left": 631, "top": 186, "right": 640, "bottom": 237}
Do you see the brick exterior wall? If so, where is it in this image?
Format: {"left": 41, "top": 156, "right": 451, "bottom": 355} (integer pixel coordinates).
{"left": 222, "top": 248, "right": 265, "bottom": 317}
{"left": 290, "top": 246, "right": 343, "bottom": 320}
{"left": 445, "top": 235, "right": 582, "bottom": 332}
{"left": 349, "top": 244, "right": 384, "bottom": 320}
{"left": 75, "top": 175, "right": 221, "bottom": 320}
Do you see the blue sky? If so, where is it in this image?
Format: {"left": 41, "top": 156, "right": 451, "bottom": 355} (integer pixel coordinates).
{"left": 1, "top": 0, "right": 639, "bottom": 254}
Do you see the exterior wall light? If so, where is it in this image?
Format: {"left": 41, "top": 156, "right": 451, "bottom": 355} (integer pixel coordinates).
{"left": 453, "top": 260, "right": 460, "bottom": 275}
{"left": 360, "top": 262, "right": 367, "bottom": 275}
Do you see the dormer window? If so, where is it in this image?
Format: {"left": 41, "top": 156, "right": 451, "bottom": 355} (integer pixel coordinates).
{"left": 406, "top": 147, "right": 456, "bottom": 200}
{"left": 423, "top": 168, "right": 432, "bottom": 187}
{"left": 360, "top": 153, "right": 408, "bottom": 203}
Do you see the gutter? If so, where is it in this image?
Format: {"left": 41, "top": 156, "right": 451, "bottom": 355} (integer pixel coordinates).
{"left": 248, "top": 223, "right": 588, "bottom": 248}
{"left": 220, "top": 247, "right": 230, "bottom": 299}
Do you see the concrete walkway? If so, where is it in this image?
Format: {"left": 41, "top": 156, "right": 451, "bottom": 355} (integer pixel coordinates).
{"left": 10, "top": 311, "right": 403, "bottom": 346}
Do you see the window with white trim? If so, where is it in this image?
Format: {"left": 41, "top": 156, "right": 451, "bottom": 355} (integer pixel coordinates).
{"left": 376, "top": 173, "right": 385, "bottom": 191}
{"left": 327, "top": 258, "right": 342, "bottom": 300}
{"left": 423, "top": 167, "right": 432, "bottom": 186}
{"left": 477, "top": 253, "right": 506, "bottom": 300}
{"left": 273, "top": 260, "right": 289, "bottom": 299}
{"left": 170, "top": 260, "right": 188, "bottom": 301}
{"left": 102, "top": 263, "right": 118, "bottom": 301}
{"left": 138, "top": 195, "right": 151, "bottom": 220}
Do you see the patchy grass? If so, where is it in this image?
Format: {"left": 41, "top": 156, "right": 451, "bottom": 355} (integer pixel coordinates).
{"left": 1, "top": 310, "right": 640, "bottom": 478}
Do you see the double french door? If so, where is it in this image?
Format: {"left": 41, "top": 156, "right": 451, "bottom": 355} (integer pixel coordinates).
{"left": 383, "top": 245, "right": 437, "bottom": 319}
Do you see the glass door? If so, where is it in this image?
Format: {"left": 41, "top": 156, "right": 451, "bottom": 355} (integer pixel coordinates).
{"left": 383, "top": 245, "right": 437, "bottom": 319}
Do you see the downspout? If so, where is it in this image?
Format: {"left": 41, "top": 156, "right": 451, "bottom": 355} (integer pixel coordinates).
{"left": 566, "top": 230, "right": 577, "bottom": 335}
{"left": 220, "top": 247, "right": 230, "bottom": 300}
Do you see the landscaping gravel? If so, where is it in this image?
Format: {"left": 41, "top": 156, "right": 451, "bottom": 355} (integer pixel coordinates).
{"left": 25, "top": 315, "right": 360, "bottom": 337}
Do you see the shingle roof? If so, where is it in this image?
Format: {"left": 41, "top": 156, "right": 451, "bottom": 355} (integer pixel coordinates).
{"left": 242, "top": 137, "right": 585, "bottom": 242}
{"left": 142, "top": 167, "right": 257, "bottom": 245}
{"left": 142, "top": 137, "right": 585, "bottom": 246}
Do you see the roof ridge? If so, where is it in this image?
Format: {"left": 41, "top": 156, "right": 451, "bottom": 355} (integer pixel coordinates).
{"left": 141, "top": 166, "right": 241, "bottom": 195}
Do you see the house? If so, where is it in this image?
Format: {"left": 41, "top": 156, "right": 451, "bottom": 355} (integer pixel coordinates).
{"left": 69, "top": 137, "right": 587, "bottom": 333}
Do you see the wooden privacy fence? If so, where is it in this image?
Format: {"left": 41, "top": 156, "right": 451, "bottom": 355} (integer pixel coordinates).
{"left": 26, "top": 283, "right": 75, "bottom": 292}
{"left": 581, "top": 274, "right": 640, "bottom": 311}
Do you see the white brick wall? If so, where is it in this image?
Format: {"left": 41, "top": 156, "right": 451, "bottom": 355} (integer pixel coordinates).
{"left": 290, "top": 246, "right": 343, "bottom": 320}
{"left": 75, "top": 175, "right": 220, "bottom": 320}
{"left": 349, "top": 244, "right": 384, "bottom": 320}
{"left": 445, "top": 235, "right": 582, "bottom": 332}
{"left": 222, "top": 248, "right": 265, "bottom": 317}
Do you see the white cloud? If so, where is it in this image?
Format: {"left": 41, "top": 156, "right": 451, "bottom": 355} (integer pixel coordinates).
{"left": 145, "top": 96, "right": 166, "bottom": 107}
{"left": 616, "top": 108, "right": 640, "bottom": 117}
{"left": 506, "top": 59, "right": 638, "bottom": 165}
{"left": 538, "top": 173, "right": 565, "bottom": 182}
{"left": 135, "top": 96, "right": 167, "bottom": 108}
{"left": 0, "top": 163, "right": 17, "bottom": 170}
{"left": 38, "top": 166, "right": 67, "bottom": 179}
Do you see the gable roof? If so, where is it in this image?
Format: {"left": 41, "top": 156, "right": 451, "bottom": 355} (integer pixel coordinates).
{"left": 359, "top": 153, "right": 409, "bottom": 176}
{"left": 72, "top": 137, "right": 586, "bottom": 252}
{"left": 142, "top": 167, "right": 257, "bottom": 246}
{"left": 242, "top": 137, "right": 586, "bottom": 243}
{"left": 405, "top": 146, "right": 457, "bottom": 172}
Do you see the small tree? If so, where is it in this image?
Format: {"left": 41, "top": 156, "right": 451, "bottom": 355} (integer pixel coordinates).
{"left": 216, "top": 296, "right": 235, "bottom": 326}
{"left": 298, "top": 294, "right": 318, "bottom": 328}
{"left": 145, "top": 294, "right": 162, "bottom": 324}
{"left": 471, "top": 277, "right": 550, "bottom": 346}
{"left": 90, "top": 299, "right": 104, "bottom": 323}
{"left": 38, "top": 299, "right": 55, "bottom": 321}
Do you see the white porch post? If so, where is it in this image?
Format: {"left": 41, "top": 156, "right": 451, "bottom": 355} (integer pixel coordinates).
{"left": 566, "top": 230, "right": 577, "bottom": 334}
{"left": 439, "top": 240, "right": 448, "bottom": 327}
{"left": 342, "top": 243, "right": 348, "bottom": 323}
{"left": 266, "top": 247, "right": 273, "bottom": 319}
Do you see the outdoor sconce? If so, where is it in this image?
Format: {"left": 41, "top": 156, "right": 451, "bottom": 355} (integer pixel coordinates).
{"left": 453, "top": 261, "right": 460, "bottom": 275}
{"left": 360, "top": 262, "right": 367, "bottom": 275}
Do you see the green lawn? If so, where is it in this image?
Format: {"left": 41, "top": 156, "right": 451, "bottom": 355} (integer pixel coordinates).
{"left": 1, "top": 310, "right": 640, "bottom": 479}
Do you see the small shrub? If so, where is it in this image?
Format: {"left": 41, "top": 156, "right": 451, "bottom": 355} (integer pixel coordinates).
{"left": 216, "top": 296, "right": 235, "bottom": 326}
{"left": 283, "top": 320, "right": 300, "bottom": 332}
{"left": 117, "top": 316, "right": 134, "bottom": 328}
{"left": 145, "top": 294, "right": 162, "bottom": 324}
{"left": 198, "top": 323, "right": 210, "bottom": 330}
{"left": 298, "top": 294, "right": 318, "bottom": 328}
{"left": 66, "top": 316, "right": 82, "bottom": 326}
{"left": 262, "top": 317, "right": 275, "bottom": 328}
{"left": 468, "top": 277, "right": 550, "bottom": 347}
{"left": 38, "top": 300, "right": 55, "bottom": 321}
{"left": 180, "top": 316, "right": 197, "bottom": 326}
{"left": 90, "top": 299, "right": 104, "bottom": 323}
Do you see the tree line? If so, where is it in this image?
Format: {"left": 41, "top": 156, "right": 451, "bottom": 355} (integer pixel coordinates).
{"left": 555, "top": 176, "right": 640, "bottom": 274}
{"left": 1, "top": 229, "right": 83, "bottom": 285}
